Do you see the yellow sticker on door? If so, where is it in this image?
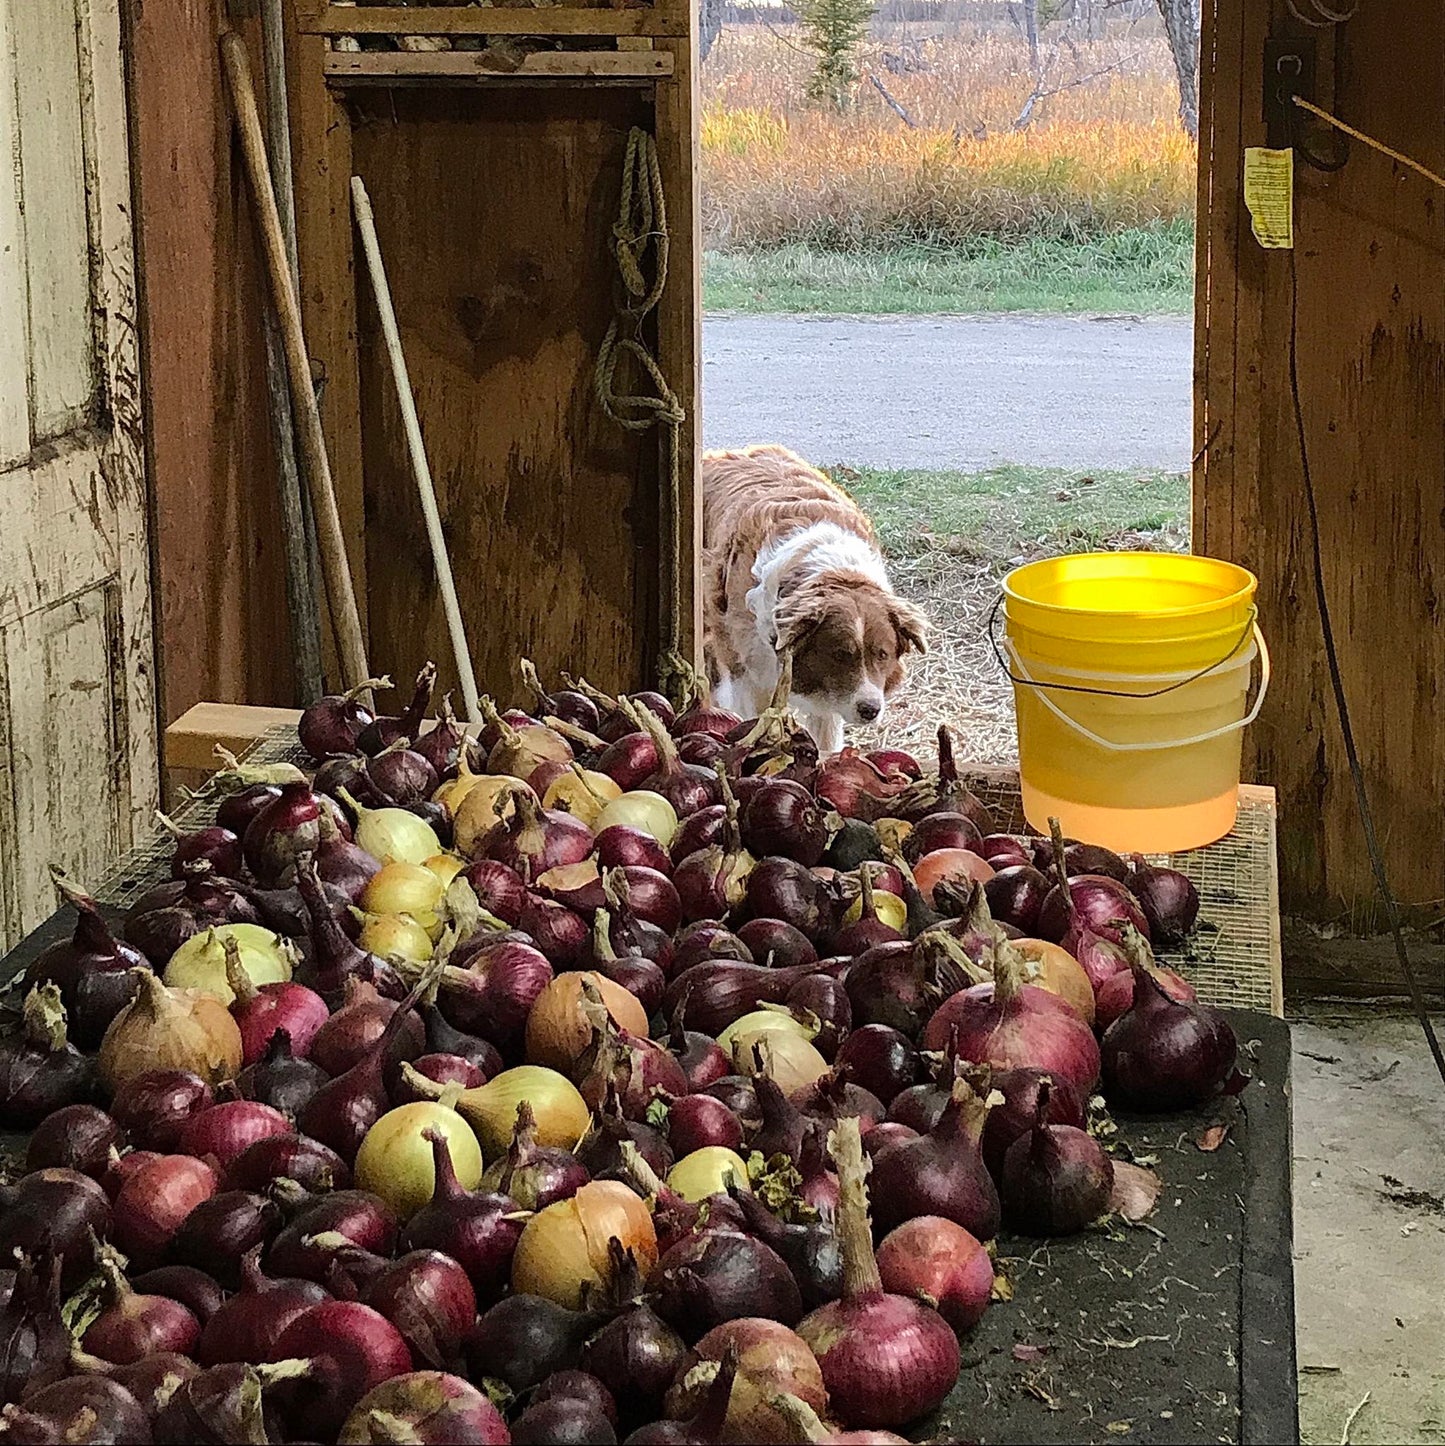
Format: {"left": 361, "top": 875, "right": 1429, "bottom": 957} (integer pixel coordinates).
{"left": 1243, "top": 148, "right": 1295, "bottom": 250}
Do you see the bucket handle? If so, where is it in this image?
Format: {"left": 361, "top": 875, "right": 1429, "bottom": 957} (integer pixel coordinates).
{"left": 1002, "top": 624, "right": 1271, "bottom": 753}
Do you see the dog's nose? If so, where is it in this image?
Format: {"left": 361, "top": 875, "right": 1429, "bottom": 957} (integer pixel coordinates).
{"left": 856, "top": 698, "right": 881, "bottom": 722}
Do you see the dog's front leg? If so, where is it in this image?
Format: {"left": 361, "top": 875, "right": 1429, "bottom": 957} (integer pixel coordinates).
{"left": 806, "top": 713, "right": 845, "bottom": 758}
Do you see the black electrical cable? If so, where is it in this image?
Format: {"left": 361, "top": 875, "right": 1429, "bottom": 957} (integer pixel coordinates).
{"left": 1286, "top": 244, "right": 1445, "bottom": 1087}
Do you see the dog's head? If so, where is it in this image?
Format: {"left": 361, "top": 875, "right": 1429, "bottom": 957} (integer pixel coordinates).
{"left": 774, "top": 573, "right": 928, "bottom": 727}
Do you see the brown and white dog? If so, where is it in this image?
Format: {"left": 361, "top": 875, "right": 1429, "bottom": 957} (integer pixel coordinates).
{"left": 702, "top": 445, "right": 928, "bottom": 755}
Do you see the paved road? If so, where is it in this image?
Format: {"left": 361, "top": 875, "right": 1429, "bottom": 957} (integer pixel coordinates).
{"left": 701, "top": 313, "right": 1193, "bottom": 473}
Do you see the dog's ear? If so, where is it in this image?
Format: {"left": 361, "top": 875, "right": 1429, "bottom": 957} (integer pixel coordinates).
{"left": 889, "top": 595, "right": 930, "bottom": 657}
{"left": 773, "top": 579, "right": 829, "bottom": 657}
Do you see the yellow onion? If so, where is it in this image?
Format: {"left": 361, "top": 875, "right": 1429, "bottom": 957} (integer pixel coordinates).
{"left": 343, "top": 791, "right": 442, "bottom": 866}
{"left": 432, "top": 749, "right": 485, "bottom": 818}
{"left": 423, "top": 853, "right": 466, "bottom": 890}
{"left": 511, "top": 1181, "right": 657, "bottom": 1308}
{"left": 163, "top": 925, "right": 293, "bottom": 1003}
{"left": 542, "top": 767, "right": 622, "bottom": 826}
{"left": 716, "top": 1006, "right": 816, "bottom": 1055}
{"left": 362, "top": 862, "right": 445, "bottom": 938}
{"left": 524, "top": 972, "right": 650, "bottom": 1073}
{"left": 733, "top": 1030, "right": 829, "bottom": 1096}
{"left": 354, "top": 1097, "right": 484, "bottom": 1218}
{"left": 841, "top": 888, "right": 907, "bottom": 931}
{"left": 1010, "top": 937, "right": 1096, "bottom": 1026}
{"left": 420, "top": 1064, "right": 591, "bottom": 1158}
{"left": 453, "top": 775, "right": 532, "bottom": 858}
{"left": 594, "top": 791, "right": 678, "bottom": 847}
{"left": 98, "top": 968, "right": 243, "bottom": 1092}
{"left": 357, "top": 912, "right": 433, "bottom": 963}
{"left": 874, "top": 818, "right": 912, "bottom": 852}
{"left": 667, "top": 1147, "right": 750, "bottom": 1203}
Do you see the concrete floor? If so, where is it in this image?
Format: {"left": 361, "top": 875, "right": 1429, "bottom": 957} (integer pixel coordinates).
{"left": 1291, "top": 1005, "right": 1445, "bottom": 1444}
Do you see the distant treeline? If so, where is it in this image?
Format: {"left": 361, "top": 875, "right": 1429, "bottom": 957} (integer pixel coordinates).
{"left": 721, "top": 0, "right": 1157, "bottom": 24}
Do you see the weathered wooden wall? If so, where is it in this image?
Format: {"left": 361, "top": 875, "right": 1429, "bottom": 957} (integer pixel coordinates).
{"left": 124, "top": 0, "right": 295, "bottom": 723}
{"left": 1195, "top": 3, "right": 1445, "bottom": 953}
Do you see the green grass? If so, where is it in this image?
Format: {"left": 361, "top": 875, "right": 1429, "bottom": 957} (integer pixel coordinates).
{"left": 829, "top": 463, "right": 1190, "bottom": 559}
{"left": 702, "top": 225, "right": 1195, "bottom": 315}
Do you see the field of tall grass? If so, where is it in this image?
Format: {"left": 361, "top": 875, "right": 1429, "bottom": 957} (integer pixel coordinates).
{"left": 700, "top": 18, "right": 1196, "bottom": 263}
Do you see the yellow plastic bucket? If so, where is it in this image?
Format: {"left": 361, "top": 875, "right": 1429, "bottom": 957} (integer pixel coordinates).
{"left": 999, "top": 552, "right": 1269, "bottom": 853}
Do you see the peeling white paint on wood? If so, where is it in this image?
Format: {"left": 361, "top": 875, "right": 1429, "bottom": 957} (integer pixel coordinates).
{"left": 0, "top": 0, "right": 30, "bottom": 466}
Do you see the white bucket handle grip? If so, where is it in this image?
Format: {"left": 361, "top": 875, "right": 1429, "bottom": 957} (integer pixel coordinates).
{"left": 1004, "top": 623, "right": 1271, "bottom": 753}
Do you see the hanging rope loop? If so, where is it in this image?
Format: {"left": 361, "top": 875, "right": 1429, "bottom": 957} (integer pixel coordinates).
{"left": 595, "top": 127, "right": 691, "bottom": 705}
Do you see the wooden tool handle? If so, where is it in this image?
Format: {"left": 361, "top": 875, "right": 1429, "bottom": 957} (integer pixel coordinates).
{"left": 221, "top": 29, "right": 372, "bottom": 696}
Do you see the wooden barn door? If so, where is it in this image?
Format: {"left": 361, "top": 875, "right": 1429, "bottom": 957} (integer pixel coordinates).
{"left": 0, "top": 0, "right": 156, "bottom": 944}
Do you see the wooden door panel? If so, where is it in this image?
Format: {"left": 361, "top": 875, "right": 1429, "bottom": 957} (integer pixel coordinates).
{"left": 0, "top": 584, "right": 123, "bottom": 940}
{"left": 12, "top": 0, "right": 97, "bottom": 440}
{"left": 0, "top": 0, "right": 29, "bottom": 467}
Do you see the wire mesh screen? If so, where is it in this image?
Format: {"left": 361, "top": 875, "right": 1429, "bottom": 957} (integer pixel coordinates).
{"left": 95, "top": 731, "right": 1281, "bottom": 1015}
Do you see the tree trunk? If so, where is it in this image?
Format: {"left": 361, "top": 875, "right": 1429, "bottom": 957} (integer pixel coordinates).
{"left": 1155, "top": 0, "right": 1200, "bottom": 140}
{"left": 699, "top": 0, "right": 724, "bottom": 64}
{"left": 1023, "top": 0, "right": 1040, "bottom": 73}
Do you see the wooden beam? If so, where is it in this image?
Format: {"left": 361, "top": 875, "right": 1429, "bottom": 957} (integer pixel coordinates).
{"left": 323, "top": 50, "right": 673, "bottom": 85}
{"left": 164, "top": 702, "right": 303, "bottom": 772}
{"left": 304, "top": 6, "right": 686, "bottom": 37}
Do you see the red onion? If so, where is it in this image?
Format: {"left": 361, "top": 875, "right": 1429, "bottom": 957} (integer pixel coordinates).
{"left": 338, "top": 1370, "right": 510, "bottom": 1444}
{"left": 869, "top": 1072, "right": 1000, "bottom": 1239}
{"left": 785, "top": 973, "right": 851, "bottom": 1060}
{"left": 1126, "top": 855, "right": 1201, "bottom": 945}
{"left": 1101, "top": 952, "right": 1238, "bottom": 1110}
{"left": 876, "top": 1215, "right": 992, "bottom": 1331}
{"left": 112, "top": 1155, "right": 217, "bottom": 1261}
{"left": 885, "top": 1074, "right": 949, "bottom": 1134}
{"left": 728, "top": 1185, "right": 843, "bottom": 1310}
{"left": 1036, "top": 873, "right": 1149, "bottom": 945}
{"left": 673, "top": 781, "right": 755, "bottom": 924}
{"left": 748, "top": 1070, "right": 809, "bottom": 1162}
{"left": 795, "top": 1123, "right": 841, "bottom": 1216}
{"left": 393, "top": 1052, "right": 486, "bottom": 1105}
{"left": 154, "top": 1358, "right": 311, "bottom": 1444}
{"left": 576, "top": 1092, "right": 674, "bottom": 1181}
{"left": 417, "top": 1000, "right": 505, "bottom": 1080}
{"left": 835, "top": 1025, "right": 922, "bottom": 1105}
{"left": 735, "top": 917, "right": 817, "bottom": 971}
{"left": 415, "top": 692, "right": 482, "bottom": 777}
{"left": 177, "top": 1100, "right": 291, "bottom": 1168}
{"left": 740, "top": 780, "right": 829, "bottom": 867}
{"left": 196, "top": 1248, "right": 328, "bottom": 1365}
{"left": 979, "top": 1067, "right": 1086, "bottom": 1178}
{"left": 797, "top": 1118, "right": 960, "bottom": 1428}
{"left": 461, "top": 858, "right": 529, "bottom": 926}
{"left": 0, "top": 1253, "right": 71, "bottom": 1403}
{"left": 1064, "top": 840, "right": 1129, "bottom": 882}
{"left": 578, "top": 1247, "right": 687, "bottom": 1420}
{"left": 624, "top": 1340, "right": 738, "bottom": 1445}
{"left": 124, "top": 865, "right": 262, "bottom": 969}
{"left": 702, "top": 1075, "right": 759, "bottom": 1122}
{"left": 895, "top": 726, "right": 992, "bottom": 833}
{"left": 667, "top": 1013, "right": 732, "bottom": 1092}
{"left": 673, "top": 690, "right": 743, "bottom": 740}
{"left": 463, "top": 1295, "right": 609, "bottom": 1396}
{"left": 980, "top": 833, "right": 1032, "bottom": 867}
{"left": 235, "top": 1031, "right": 329, "bottom": 1117}
{"left": 667, "top": 1094, "right": 744, "bottom": 1155}
{"left": 596, "top": 825, "right": 673, "bottom": 876}
{"left": 745, "top": 860, "right": 834, "bottom": 944}
{"left": 442, "top": 941, "right": 554, "bottom": 1053}
{"left": 24, "top": 1104, "right": 119, "bottom": 1179}
{"left": 479, "top": 1101, "right": 589, "bottom": 1211}
{"left": 671, "top": 923, "right": 753, "bottom": 973}
{"left": 0, "top": 1169, "right": 112, "bottom": 1289}
{"left": 216, "top": 781, "right": 282, "bottom": 836}
{"left": 300, "top": 678, "right": 382, "bottom": 759}
{"left": 362, "top": 1250, "right": 477, "bottom": 1369}
{"left": 792, "top": 1068, "right": 885, "bottom": 1133}
{"left": 398, "top": 1133, "right": 524, "bottom": 1305}
{"left": 311, "top": 978, "right": 411, "bottom": 1078}
{"left": 128, "top": 1265, "right": 226, "bottom": 1323}
{"left": 868, "top": 747, "right": 921, "bottom": 780}
{"left": 922, "top": 947, "right": 1101, "bottom": 1097}
{"left": 983, "top": 864, "right": 1051, "bottom": 935}
{"left": 108, "top": 1071, "right": 213, "bottom": 1152}
{"left": 575, "top": 998, "right": 688, "bottom": 1119}
{"left": 636, "top": 704, "right": 721, "bottom": 815}
{"left": 82, "top": 1253, "right": 200, "bottom": 1364}
{"left": 902, "top": 811, "right": 984, "bottom": 864}
{"left": 357, "top": 662, "right": 436, "bottom": 755}
{"left": 770, "top": 1395, "right": 910, "bottom": 1444}
{"left": 169, "top": 1190, "right": 282, "bottom": 1284}
{"left": 266, "top": 1188, "right": 398, "bottom": 1283}
{"left": 1000, "top": 1081, "right": 1114, "bottom": 1234}
{"left": 861, "top": 1121, "right": 918, "bottom": 1159}
{"left": 297, "top": 971, "right": 429, "bottom": 1163}
{"left": 663, "top": 961, "right": 823, "bottom": 1038}
{"left": 230, "top": 977, "right": 330, "bottom": 1066}
{"left": 102, "top": 1150, "right": 161, "bottom": 1200}
{"left": 25, "top": 878, "right": 147, "bottom": 1049}
{"left": 595, "top": 728, "right": 659, "bottom": 791}
{"left": 13, "top": 1374, "right": 152, "bottom": 1442}
{"left": 1094, "top": 959, "right": 1196, "bottom": 1029}
{"left": 513, "top": 1396, "right": 618, "bottom": 1444}
{"left": 652, "top": 1229, "right": 802, "bottom": 1340}
{"left": 63, "top": 1346, "right": 202, "bottom": 1420}
{"left": 224, "top": 1133, "right": 352, "bottom": 1193}
{"left": 814, "top": 749, "right": 910, "bottom": 821}
{"left": 155, "top": 811, "right": 241, "bottom": 881}
{"left": 483, "top": 790, "right": 593, "bottom": 884}
{"left": 669, "top": 804, "right": 726, "bottom": 867}
{"left": 243, "top": 779, "right": 322, "bottom": 886}
{"left": 517, "top": 895, "right": 589, "bottom": 969}
{"left": 366, "top": 739, "right": 438, "bottom": 807}
{"left": 846, "top": 936, "right": 969, "bottom": 1036}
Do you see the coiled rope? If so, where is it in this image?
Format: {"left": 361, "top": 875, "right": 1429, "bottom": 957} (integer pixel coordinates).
{"left": 594, "top": 126, "right": 698, "bottom": 707}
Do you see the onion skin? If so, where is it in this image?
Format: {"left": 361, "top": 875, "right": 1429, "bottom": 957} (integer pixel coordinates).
{"left": 97, "top": 971, "right": 243, "bottom": 1094}
{"left": 876, "top": 1216, "right": 993, "bottom": 1331}
{"left": 362, "top": 1252, "right": 478, "bottom": 1370}
{"left": 232, "top": 982, "right": 330, "bottom": 1066}
{"left": 0, "top": 1252, "right": 70, "bottom": 1404}
{"left": 510, "top": 1181, "right": 658, "bottom": 1310}
{"left": 266, "top": 1189, "right": 399, "bottom": 1285}
{"left": 1101, "top": 956, "right": 1238, "bottom": 1111}
{"left": 0, "top": 985, "right": 95, "bottom": 1127}
{"left": 666, "top": 1095, "right": 745, "bottom": 1156}
{"left": 1036, "top": 874, "right": 1150, "bottom": 945}
{"left": 337, "top": 1371, "right": 509, "bottom": 1445}
{"left": 14, "top": 1374, "right": 154, "bottom": 1444}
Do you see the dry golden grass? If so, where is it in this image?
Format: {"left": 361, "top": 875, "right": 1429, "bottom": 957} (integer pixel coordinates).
{"left": 700, "top": 24, "right": 1197, "bottom": 249}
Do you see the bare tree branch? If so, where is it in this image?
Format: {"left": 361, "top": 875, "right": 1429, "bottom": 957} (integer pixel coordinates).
{"left": 869, "top": 73, "right": 917, "bottom": 128}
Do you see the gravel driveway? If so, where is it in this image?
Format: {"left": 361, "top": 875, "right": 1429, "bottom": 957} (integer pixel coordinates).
{"left": 702, "top": 313, "right": 1193, "bottom": 473}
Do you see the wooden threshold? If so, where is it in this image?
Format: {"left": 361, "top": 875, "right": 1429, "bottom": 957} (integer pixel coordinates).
{"left": 305, "top": 7, "right": 686, "bottom": 37}
{"left": 164, "top": 702, "right": 305, "bottom": 773}
{"left": 323, "top": 50, "right": 673, "bottom": 84}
